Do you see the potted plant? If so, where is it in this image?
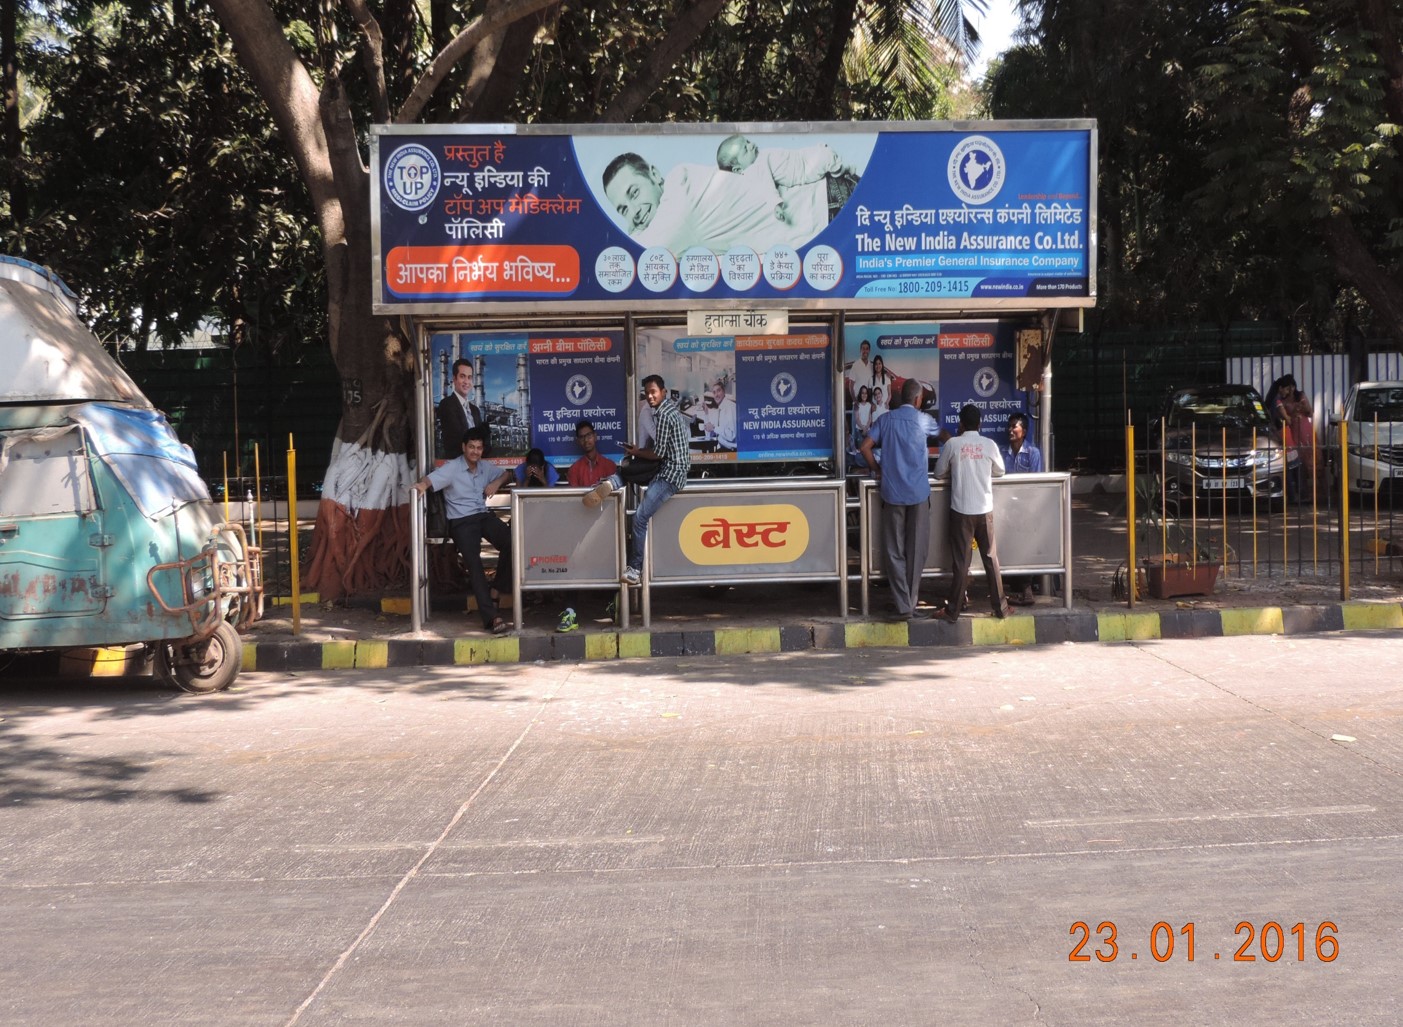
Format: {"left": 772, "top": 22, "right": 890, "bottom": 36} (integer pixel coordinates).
{"left": 1133, "top": 474, "right": 1226, "bottom": 598}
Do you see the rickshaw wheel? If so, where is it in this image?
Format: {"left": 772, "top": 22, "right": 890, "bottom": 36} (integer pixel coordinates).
{"left": 156, "top": 621, "right": 243, "bottom": 694}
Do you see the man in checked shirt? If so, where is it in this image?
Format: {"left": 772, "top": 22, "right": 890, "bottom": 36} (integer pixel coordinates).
{"left": 583, "top": 374, "right": 691, "bottom": 585}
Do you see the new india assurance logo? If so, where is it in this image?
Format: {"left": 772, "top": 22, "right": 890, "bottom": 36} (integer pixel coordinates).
{"left": 384, "top": 144, "right": 441, "bottom": 212}
{"left": 770, "top": 372, "right": 798, "bottom": 405}
{"left": 948, "top": 135, "right": 1006, "bottom": 206}
{"left": 566, "top": 375, "right": 593, "bottom": 406}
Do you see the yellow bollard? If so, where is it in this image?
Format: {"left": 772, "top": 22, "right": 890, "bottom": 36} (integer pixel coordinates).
{"left": 1220, "top": 426, "right": 1228, "bottom": 579}
{"left": 1126, "top": 420, "right": 1137, "bottom": 606}
{"left": 1159, "top": 418, "right": 1167, "bottom": 564}
{"left": 253, "top": 442, "right": 262, "bottom": 550}
{"left": 1251, "top": 427, "right": 1259, "bottom": 575}
{"left": 1340, "top": 420, "right": 1350, "bottom": 600}
{"left": 288, "top": 433, "right": 301, "bottom": 636}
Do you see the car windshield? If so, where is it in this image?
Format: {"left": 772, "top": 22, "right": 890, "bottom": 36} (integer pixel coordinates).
{"left": 1355, "top": 387, "right": 1403, "bottom": 422}
{"left": 1167, "top": 389, "right": 1271, "bottom": 430}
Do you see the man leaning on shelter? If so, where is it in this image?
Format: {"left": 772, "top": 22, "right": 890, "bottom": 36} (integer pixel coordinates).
{"left": 860, "top": 378, "right": 939, "bottom": 621}
{"left": 411, "top": 426, "right": 514, "bottom": 635}
{"left": 933, "top": 404, "right": 1008, "bottom": 623}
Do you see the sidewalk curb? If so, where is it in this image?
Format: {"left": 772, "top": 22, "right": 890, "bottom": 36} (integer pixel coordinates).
{"left": 242, "top": 601, "right": 1403, "bottom": 671}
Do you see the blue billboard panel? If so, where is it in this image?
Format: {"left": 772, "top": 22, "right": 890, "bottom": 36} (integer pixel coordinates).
{"left": 431, "top": 331, "right": 626, "bottom": 467}
{"left": 373, "top": 123, "right": 1095, "bottom": 311}
{"left": 842, "top": 321, "right": 1027, "bottom": 451}
{"left": 635, "top": 327, "right": 834, "bottom": 464}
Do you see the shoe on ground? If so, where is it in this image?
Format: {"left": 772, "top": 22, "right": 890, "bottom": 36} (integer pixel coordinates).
{"left": 489, "top": 617, "right": 511, "bottom": 635}
{"left": 993, "top": 601, "right": 1012, "bottom": 619}
{"left": 622, "top": 566, "right": 641, "bottom": 586}
{"left": 583, "top": 480, "right": 614, "bottom": 509}
{"left": 556, "top": 607, "right": 578, "bottom": 633}
{"left": 931, "top": 608, "right": 959, "bottom": 624}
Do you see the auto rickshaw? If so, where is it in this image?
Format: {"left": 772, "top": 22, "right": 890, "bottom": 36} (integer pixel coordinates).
{"left": 0, "top": 256, "right": 262, "bottom": 691}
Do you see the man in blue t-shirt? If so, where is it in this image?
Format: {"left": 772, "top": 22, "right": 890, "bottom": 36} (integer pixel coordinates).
{"left": 859, "top": 378, "right": 940, "bottom": 620}
{"left": 411, "top": 426, "right": 515, "bottom": 634}
{"left": 999, "top": 412, "right": 1043, "bottom": 605}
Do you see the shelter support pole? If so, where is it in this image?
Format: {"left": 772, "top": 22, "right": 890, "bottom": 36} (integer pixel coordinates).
{"left": 1040, "top": 309, "right": 1056, "bottom": 599}
{"left": 411, "top": 317, "right": 431, "bottom": 633}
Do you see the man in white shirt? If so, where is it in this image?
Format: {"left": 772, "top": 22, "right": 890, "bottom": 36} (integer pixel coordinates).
{"left": 702, "top": 381, "right": 738, "bottom": 451}
{"left": 932, "top": 404, "right": 1009, "bottom": 621}
{"left": 411, "top": 426, "right": 514, "bottom": 634}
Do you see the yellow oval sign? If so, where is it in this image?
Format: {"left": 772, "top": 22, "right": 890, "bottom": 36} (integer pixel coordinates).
{"left": 679, "top": 504, "right": 810, "bottom": 565}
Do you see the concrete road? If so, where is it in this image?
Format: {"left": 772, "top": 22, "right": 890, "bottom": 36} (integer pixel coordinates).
{"left": 2, "top": 633, "right": 1400, "bottom": 1026}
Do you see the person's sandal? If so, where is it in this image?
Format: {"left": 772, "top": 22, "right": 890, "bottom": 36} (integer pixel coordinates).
{"left": 490, "top": 617, "right": 510, "bottom": 635}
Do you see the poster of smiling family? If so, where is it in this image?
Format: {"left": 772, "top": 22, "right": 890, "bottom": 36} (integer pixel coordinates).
{"left": 841, "top": 321, "right": 1028, "bottom": 452}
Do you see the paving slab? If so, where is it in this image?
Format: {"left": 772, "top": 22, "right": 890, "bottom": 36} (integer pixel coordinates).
{"left": 1, "top": 636, "right": 1399, "bottom": 1025}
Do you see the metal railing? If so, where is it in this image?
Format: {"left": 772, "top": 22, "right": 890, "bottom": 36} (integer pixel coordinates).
{"left": 1124, "top": 421, "right": 1403, "bottom": 602}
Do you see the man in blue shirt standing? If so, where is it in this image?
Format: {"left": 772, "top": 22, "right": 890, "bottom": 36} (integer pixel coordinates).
{"left": 411, "top": 426, "right": 515, "bottom": 634}
{"left": 999, "top": 412, "right": 1043, "bottom": 474}
{"left": 999, "top": 412, "right": 1043, "bottom": 605}
{"left": 859, "top": 378, "right": 939, "bottom": 620}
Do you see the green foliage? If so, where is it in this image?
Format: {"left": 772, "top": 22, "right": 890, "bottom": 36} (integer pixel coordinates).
{"left": 6, "top": 0, "right": 986, "bottom": 354}
{"left": 989, "top": 0, "right": 1403, "bottom": 344}
{"left": 8, "top": 3, "right": 325, "bottom": 352}
{"left": 491, "top": 0, "right": 979, "bottom": 123}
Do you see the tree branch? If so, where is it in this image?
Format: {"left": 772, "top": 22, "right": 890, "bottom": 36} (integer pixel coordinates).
{"left": 599, "top": 0, "right": 728, "bottom": 123}
{"left": 206, "top": 0, "right": 341, "bottom": 244}
{"left": 461, "top": 9, "right": 543, "bottom": 121}
{"left": 344, "top": 0, "right": 391, "bottom": 124}
{"left": 1322, "top": 214, "right": 1403, "bottom": 345}
{"left": 396, "top": 0, "right": 561, "bottom": 124}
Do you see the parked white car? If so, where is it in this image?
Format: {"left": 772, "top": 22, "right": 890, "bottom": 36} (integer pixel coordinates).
{"left": 1330, "top": 381, "right": 1403, "bottom": 497}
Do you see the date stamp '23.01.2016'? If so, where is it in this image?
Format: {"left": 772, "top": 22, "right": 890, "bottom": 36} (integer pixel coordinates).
{"left": 1069, "top": 921, "right": 1339, "bottom": 964}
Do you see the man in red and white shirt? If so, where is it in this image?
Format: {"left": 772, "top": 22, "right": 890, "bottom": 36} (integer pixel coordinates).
{"left": 933, "top": 404, "right": 1008, "bottom": 621}
{"left": 566, "top": 420, "right": 617, "bottom": 488}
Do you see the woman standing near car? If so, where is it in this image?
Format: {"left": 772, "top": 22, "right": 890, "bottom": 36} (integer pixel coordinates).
{"left": 1267, "top": 374, "right": 1315, "bottom": 502}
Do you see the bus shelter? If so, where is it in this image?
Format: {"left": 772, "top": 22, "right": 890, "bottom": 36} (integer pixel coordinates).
{"left": 370, "top": 121, "right": 1097, "bottom": 629}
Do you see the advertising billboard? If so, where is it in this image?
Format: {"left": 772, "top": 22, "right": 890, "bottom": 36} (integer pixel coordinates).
{"left": 842, "top": 321, "right": 1025, "bottom": 450}
{"left": 431, "top": 330, "right": 627, "bottom": 467}
{"left": 635, "top": 326, "right": 834, "bottom": 464}
{"left": 373, "top": 122, "right": 1096, "bottom": 314}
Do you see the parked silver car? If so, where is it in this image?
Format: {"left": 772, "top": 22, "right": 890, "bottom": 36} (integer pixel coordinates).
{"left": 1154, "top": 384, "right": 1296, "bottom": 505}
{"left": 1330, "top": 381, "right": 1403, "bottom": 497}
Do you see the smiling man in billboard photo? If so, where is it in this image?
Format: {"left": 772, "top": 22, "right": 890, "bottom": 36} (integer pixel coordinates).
{"left": 601, "top": 142, "right": 856, "bottom": 255}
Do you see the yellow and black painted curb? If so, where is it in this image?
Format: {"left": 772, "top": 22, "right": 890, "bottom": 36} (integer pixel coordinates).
{"left": 237, "top": 602, "right": 1403, "bottom": 672}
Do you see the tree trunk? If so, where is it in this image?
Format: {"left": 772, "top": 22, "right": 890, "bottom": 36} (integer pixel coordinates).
{"left": 2, "top": 0, "right": 26, "bottom": 232}
{"left": 1321, "top": 214, "right": 1403, "bottom": 346}
{"left": 301, "top": 151, "right": 420, "bottom": 600}
{"left": 209, "top": 0, "right": 418, "bottom": 600}
{"left": 208, "top": 0, "right": 726, "bottom": 599}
